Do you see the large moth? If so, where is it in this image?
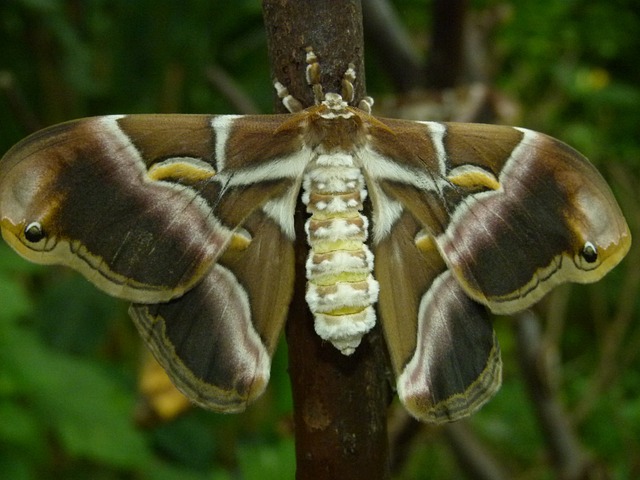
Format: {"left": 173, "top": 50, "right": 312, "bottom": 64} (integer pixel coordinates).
{"left": 0, "top": 50, "right": 631, "bottom": 423}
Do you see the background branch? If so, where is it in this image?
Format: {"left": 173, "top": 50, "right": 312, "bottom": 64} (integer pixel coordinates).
{"left": 443, "top": 422, "right": 510, "bottom": 480}
{"left": 515, "top": 311, "right": 601, "bottom": 480}
{"left": 205, "top": 65, "right": 260, "bottom": 114}
{"left": 424, "top": 0, "right": 468, "bottom": 88}
{"left": 362, "top": 0, "right": 425, "bottom": 91}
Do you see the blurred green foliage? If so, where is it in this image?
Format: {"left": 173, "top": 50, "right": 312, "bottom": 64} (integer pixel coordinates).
{"left": 1, "top": 0, "right": 639, "bottom": 479}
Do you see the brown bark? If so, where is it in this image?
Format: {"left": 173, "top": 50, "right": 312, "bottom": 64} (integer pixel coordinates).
{"left": 262, "top": 1, "right": 392, "bottom": 479}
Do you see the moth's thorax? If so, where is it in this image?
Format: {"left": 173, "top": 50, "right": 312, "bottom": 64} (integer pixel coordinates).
{"left": 303, "top": 97, "right": 369, "bottom": 152}
{"left": 301, "top": 141, "right": 379, "bottom": 354}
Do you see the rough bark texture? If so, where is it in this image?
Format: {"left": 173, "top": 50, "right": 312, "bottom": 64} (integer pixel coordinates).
{"left": 263, "top": 0, "right": 367, "bottom": 112}
{"left": 262, "top": 1, "right": 392, "bottom": 479}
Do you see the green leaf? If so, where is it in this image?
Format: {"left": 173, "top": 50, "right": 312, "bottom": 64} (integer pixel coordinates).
{"left": 1, "top": 326, "right": 153, "bottom": 469}
{"left": 150, "top": 414, "right": 217, "bottom": 471}
{"left": 0, "top": 400, "right": 45, "bottom": 454}
{"left": 33, "top": 273, "right": 122, "bottom": 354}
{"left": 238, "top": 438, "right": 295, "bottom": 480}
{"left": 0, "top": 273, "right": 32, "bottom": 325}
{"left": 0, "top": 454, "right": 32, "bottom": 480}
{"left": 144, "top": 460, "right": 230, "bottom": 480}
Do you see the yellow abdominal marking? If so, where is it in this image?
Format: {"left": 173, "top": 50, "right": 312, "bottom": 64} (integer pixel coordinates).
{"left": 308, "top": 209, "right": 360, "bottom": 221}
{"left": 326, "top": 305, "right": 367, "bottom": 316}
{"left": 312, "top": 270, "right": 369, "bottom": 286}
{"left": 310, "top": 239, "right": 363, "bottom": 254}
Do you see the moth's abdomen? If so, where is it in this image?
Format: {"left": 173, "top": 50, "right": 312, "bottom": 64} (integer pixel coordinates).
{"left": 302, "top": 154, "right": 379, "bottom": 355}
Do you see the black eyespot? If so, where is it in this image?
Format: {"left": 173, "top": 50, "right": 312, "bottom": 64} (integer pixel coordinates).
{"left": 581, "top": 241, "right": 598, "bottom": 263}
{"left": 24, "top": 222, "right": 45, "bottom": 243}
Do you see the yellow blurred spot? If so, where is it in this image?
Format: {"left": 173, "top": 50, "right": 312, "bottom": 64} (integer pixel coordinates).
{"left": 415, "top": 231, "right": 436, "bottom": 253}
{"left": 136, "top": 353, "right": 191, "bottom": 425}
{"left": 575, "top": 68, "right": 610, "bottom": 92}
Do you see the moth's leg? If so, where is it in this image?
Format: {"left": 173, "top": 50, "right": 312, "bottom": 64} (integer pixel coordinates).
{"left": 342, "top": 60, "right": 374, "bottom": 113}
{"left": 305, "top": 47, "right": 324, "bottom": 104}
{"left": 275, "top": 47, "right": 374, "bottom": 112}
{"left": 358, "top": 96, "right": 374, "bottom": 114}
{"left": 273, "top": 46, "right": 324, "bottom": 113}
{"left": 341, "top": 63, "right": 356, "bottom": 104}
{"left": 274, "top": 81, "right": 304, "bottom": 113}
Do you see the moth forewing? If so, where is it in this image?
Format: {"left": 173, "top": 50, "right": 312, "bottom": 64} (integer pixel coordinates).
{"left": 431, "top": 125, "right": 631, "bottom": 314}
{"left": 0, "top": 115, "right": 239, "bottom": 303}
{"left": 365, "top": 116, "right": 629, "bottom": 422}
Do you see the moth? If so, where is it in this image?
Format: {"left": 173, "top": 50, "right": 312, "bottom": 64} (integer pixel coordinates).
{"left": 0, "top": 49, "right": 631, "bottom": 423}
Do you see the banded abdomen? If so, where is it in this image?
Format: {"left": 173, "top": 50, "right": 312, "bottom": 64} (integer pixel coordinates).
{"left": 302, "top": 151, "right": 379, "bottom": 354}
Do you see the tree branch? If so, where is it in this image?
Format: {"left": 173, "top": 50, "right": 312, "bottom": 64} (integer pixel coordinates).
{"left": 262, "top": 2, "right": 391, "bottom": 479}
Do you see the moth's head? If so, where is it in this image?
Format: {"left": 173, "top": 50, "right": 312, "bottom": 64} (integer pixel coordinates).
{"left": 0, "top": 130, "right": 67, "bottom": 263}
